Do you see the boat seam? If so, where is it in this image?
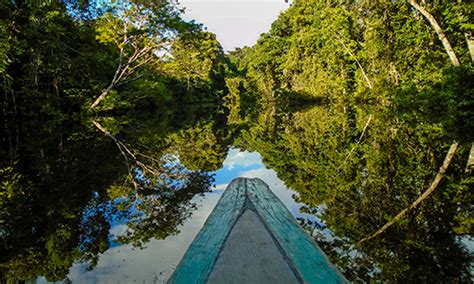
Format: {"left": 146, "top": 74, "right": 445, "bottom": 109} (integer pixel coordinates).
{"left": 247, "top": 179, "right": 305, "bottom": 284}
{"left": 203, "top": 178, "right": 251, "bottom": 283}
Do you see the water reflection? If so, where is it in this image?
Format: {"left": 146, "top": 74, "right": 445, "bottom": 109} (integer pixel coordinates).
{"left": 0, "top": 106, "right": 216, "bottom": 282}
{"left": 65, "top": 191, "right": 221, "bottom": 283}
{"left": 234, "top": 100, "right": 473, "bottom": 282}
{"left": 59, "top": 148, "right": 312, "bottom": 283}
{"left": 1, "top": 98, "right": 472, "bottom": 282}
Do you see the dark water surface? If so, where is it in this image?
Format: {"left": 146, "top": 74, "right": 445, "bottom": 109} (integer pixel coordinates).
{"left": 1, "top": 100, "right": 473, "bottom": 283}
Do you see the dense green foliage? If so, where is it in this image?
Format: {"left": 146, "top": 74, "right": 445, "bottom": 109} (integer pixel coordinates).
{"left": 0, "top": 0, "right": 230, "bottom": 281}
{"left": 0, "top": 101, "right": 230, "bottom": 281}
{"left": 1, "top": 0, "right": 473, "bottom": 282}
{"left": 0, "top": 0, "right": 228, "bottom": 112}
{"left": 227, "top": 0, "right": 474, "bottom": 282}
{"left": 234, "top": 0, "right": 473, "bottom": 103}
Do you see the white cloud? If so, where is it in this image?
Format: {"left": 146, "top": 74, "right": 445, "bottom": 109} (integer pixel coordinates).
{"left": 109, "top": 224, "right": 128, "bottom": 238}
{"left": 222, "top": 148, "right": 262, "bottom": 170}
{"left": 179, "top": 0, "right": 290, "bottom": 51}
{"left": 213, "top": 183, "right": 229, "bottom": 191}
{"left": 68, "top": 193, "right": 222, "bottom": 283}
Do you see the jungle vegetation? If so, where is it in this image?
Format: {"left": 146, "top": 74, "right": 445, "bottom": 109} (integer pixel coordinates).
{"left": 1, "top": 0, "right": 473, "bottom": 282}
{"left": 227, "top": 0, "right": 474, "bottom": 282}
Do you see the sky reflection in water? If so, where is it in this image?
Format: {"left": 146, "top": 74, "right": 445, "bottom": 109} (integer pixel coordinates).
{"left": 57, "top": 148, "right": 315, "bottom": 283}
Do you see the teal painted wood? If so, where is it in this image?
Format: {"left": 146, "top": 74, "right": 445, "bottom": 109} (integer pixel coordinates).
{"left": 168, "top": 177, "right": 347, "bottom": 284}
{"left": 246, "top": 178, "right": 347, "bottom": 283}
{"left": 168, "top": 178, "right": 247, "bottom": 283}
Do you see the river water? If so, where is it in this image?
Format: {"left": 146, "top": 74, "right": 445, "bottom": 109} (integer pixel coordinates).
{"left": 59, "top": 149, "right": 316, "bottom": 283}
{"left": 3, "top": 101, "right": 473, "bottom": 283}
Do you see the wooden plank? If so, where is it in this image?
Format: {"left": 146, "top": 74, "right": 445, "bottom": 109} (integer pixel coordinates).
{"left": 246, "top": 178, "right": 347, "bottom": 283}
{"left": 168, "top": 178, "right": 247, "bottom": 283}
{"left": 168, "top": 177, "right": 347, "bottom": 284}
{"left": 207, "top": 208, "right": 301, "bottom": 284}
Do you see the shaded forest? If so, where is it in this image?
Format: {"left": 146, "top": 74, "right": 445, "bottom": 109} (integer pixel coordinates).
{"left": 227, "top": 1, "right": 473, "bottom": 281}
{"left": 1, "top": 0, "right": 473, "bottom": 282}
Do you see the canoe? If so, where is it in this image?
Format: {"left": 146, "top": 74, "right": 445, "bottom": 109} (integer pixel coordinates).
{"left": 168, "top": 177, "right": 347, "bottom": 284}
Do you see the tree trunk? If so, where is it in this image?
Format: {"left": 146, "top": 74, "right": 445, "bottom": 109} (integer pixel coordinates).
{"left": 465, "top": 32, "right": 474, "bottom": 64}
{"left": 359, "top": 142, "right": 458, "bottom": 244}
{"left": 90, "top": 88, "right": 111, "bottom": 109}
{"left": 338, "top": 114, "right": 373, "bottom": 169}
{"left": 339, "top": 39, "right": 373, "bottom": 89}
{"left": 466, "top": 143, "right": 474, "bottom": 172}
{"left": 407, "top": 0, "right": 461, "bottom": 67}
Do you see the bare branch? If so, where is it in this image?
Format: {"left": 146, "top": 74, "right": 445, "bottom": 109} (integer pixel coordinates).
{"left": 93, "top": 120, "right": 169, "bottom": 181}
{"left": 338, "top": 38, "right": 373, "bottom": 89}
{"left": 92, "top": 120, "right": 130, "bottom": 168}
{"left": 90, "top": 47, "right": 124, "bottom": 109}
{"left": 90, "top": 9, "right": 163, "bottom": 109}
{"left": 116, "top": 73, "right": 147, "bottom": 87}
{"left": 338, "top": 114, "right": 373, "bottom": 169}
{"left": 465, "top": 143, "right": 474, "bottom": 173}
{"left": 465, "top": 32, "right": 474, "bottom": 64}
{"left": 407, "top": 0, "right": 460, "bottom": 66}
{"left": 359, "top": 142, "right": 458, "bottom": 244}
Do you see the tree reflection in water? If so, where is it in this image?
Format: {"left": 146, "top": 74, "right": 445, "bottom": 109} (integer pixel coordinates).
{"left": 0, "top": 107, "right": 217, "bottom": 281}
{"left": 1, "top": 94, "right": 473, "bottom": 282}
{"left": 1, "top": 0, "right": 473, "bottom": 282}
{"left": 236, "top": 101, "right": 473, "bottom": 282}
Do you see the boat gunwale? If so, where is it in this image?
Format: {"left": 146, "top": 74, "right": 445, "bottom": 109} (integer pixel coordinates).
{"left": 168, "top": 177, "right": 347, "bottom": 284}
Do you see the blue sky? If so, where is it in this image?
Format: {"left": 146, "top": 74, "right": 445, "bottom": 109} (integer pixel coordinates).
{"left": 60, "top": 3, "right": 297, "bottom": 282}
{"left": 65, "top": 149, "right": 324, "bottom": 283}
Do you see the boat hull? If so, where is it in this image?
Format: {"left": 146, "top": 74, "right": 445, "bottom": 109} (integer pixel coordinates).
{"left": 168, "top": 177, "right": 347, "bottom": 284}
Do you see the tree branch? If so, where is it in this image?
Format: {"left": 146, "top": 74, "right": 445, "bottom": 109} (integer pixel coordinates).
{"left": 407, "top": 0, "right": 461, "bottom": 66}
{"left": 465, "top": 32, "right": 474, "bottom": 64}
{"left": 92, "top": 120, "right": 129, "bottom": 162}
{"left": 90, "top": 47, "right": 125, "bottom": 109}
{"left": 338, "top": 38, "right": 373, "bottom": 89}
{"left": 116, "top": 73, "right": 147, "bottom": 87}
{"left": 358, "top": 142, "right": 458, "bottom": 244}
{"left": 338, "top": 114, "right": 373, "bottom": 169}
{"left": 92, "top": 120, "right": 168, "bottom": 183}
{"left": 465, "top": 143, "right": 474, "bottom": 173}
